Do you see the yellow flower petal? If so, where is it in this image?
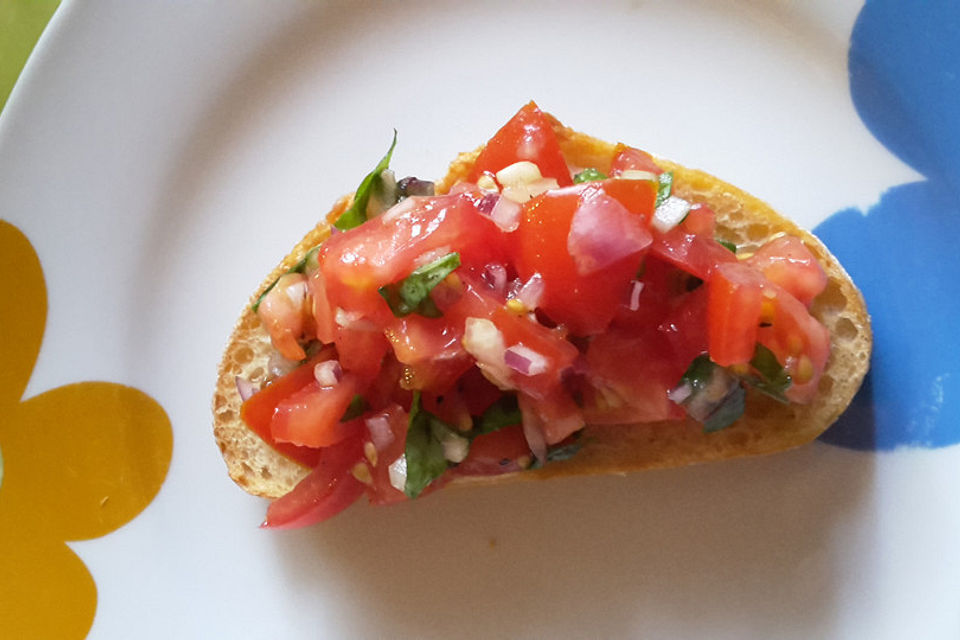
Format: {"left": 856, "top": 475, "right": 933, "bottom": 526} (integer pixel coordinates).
{"left": 0, "top": 528, "right": 96, "bottom": 639}
{"left": 2, "top": 382, "right": 172, "bottom": 541}
{"left": 0, "top": 221, "right": 46, "bottom": 408}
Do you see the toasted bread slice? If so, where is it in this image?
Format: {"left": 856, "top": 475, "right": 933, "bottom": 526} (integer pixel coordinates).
{"left": 213, "top": 115, "right": 871, "bottom": 499}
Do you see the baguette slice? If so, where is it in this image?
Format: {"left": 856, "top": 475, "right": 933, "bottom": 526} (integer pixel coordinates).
{"left": 213, "top": 113, "right": 871, "bottom": 499}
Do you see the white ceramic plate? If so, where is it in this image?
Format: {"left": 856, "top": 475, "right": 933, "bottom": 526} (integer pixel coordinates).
{"left": 2, "top": 1, "right": 958, "bottom": 638}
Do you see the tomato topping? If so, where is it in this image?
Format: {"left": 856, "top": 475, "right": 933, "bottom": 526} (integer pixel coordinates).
{"left": 747, "top": 235, "right": 827, "bottom": 307}
{"left": 513, "top": 182, "right": 655, "bottom": 335}
{"left": 585, "top": 326, "right": 686, "bottom": 423}
{"left": 308, "top": 268, "right": 338, "bottom": 344}
{"left": 651, "top": 226, "right": 738, "bottom": 280}
{"left": 455, "top": 425, "right": 530, "bottom": 476}
{"left": 468, "top": 101, "right": 572, "bottom": 186}
{"left": 242, "top": 108, "right": 838, "bottom": 527}
{"left": 681, "top": 204, "right": 716, "bottom": 237}
{"left": 320, "top": 193, "right": 505, "bottom": 321}
{"left": 239, "top": 352, "right": 333, "bottom": 467}
{"left": 361, "top": 404, "right": 410, "bottom": 505}
{"left": 271, "top": 374, "right": 363, "bottom": 448}
{"left": 707, "top": 262, "right": 765, "bottom": 366}
{"left": 335, "top": 327, "right": 389, "bottom": 382}
{"left": 757, "top": 284, "right": 830, "bottom": 403}
{"left": 609, "top": 144, "right": 663, "bottom": 176}
{"left": 262, "top": 432, "right": 366, "bottom": 529}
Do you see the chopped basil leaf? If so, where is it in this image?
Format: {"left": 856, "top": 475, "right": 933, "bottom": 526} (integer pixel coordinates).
{"left": 529, "top": 435, "right": 584, "bottom": 469}
{"left": 472, "top": 394, "right": 522, "bottom": 435}
{"left": 340, "top": 394, "right": 369, "bottom": 422}
{"left": 334, "top": 131, "right": 398, "bottom": 231}
{"left": 378, "top": 252, "right": 461, "bottom": 318}
{"left": 702, "top": 384, "right": 746, "bottom": 432}
{"left": 741, "top": 343, "right": 792, "bottom": 402}
{"left": 404, "top": 392, "right": 459, "bottom": 499}
{"left": 573, "top": 168, "right": 608, "bottom": 184}
{"left": 251, "top": 245, "right": 321, "bottom": 312}
{"left": 546, "top": 438, "right": 582, "bottom": 462}
{"left": 718, "top": 240, "right": 738, "bottom": 253}
{"left": 677, "top": 354, "right": 746, "bottom": 432}
{"left": 656, "top": 171, "right": 674, "bottom": 207}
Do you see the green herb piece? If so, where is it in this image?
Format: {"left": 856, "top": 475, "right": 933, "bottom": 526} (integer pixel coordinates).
{"left": 378, "top": 252, "right": 461, "bottom": 318}
{"left": 740, "top": 343, "right": 792, "bottom": 402}
{"left": 573, "top": 168, "right": 608, "bottom": 184}
{"left": 334, "top": 131, "right": 398, "bottom": 231}
{"left": 251, "top": 245, "right": 321, "bottom": 312}
{"left": 404, "top": 392, "right": 460, "bottom": 499}
{"left": 340, "top": 394, "right": 369, "bottom": 422}
{"left": 472, "top": 394, "right": 522, "bottom": 435}
{"left": 718, "top": 240, "right": 738, "bottom": 254}
{"left": 677, "top": 354, "right": 746, "bottom": 432}
{"left": 656, "top": 171, "right": 674, "bottom": 207}
{"left": 546, "top": 438, "right": 582, "bottom": 462}
{"left": 702, "top": 385, "right": 745, "bottom": 432}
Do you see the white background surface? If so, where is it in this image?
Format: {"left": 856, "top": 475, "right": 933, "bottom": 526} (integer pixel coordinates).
{"left": 1, "top": 0, "right": 957, "bottom": 638}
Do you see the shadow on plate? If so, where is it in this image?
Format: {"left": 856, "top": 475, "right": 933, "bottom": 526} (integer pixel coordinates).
{"left": 271, "top": 443, "right": 874, "bottom": 638}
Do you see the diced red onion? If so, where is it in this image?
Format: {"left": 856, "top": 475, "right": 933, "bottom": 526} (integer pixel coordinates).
{"left": 365, "top": 414, "right": 395, "bottom": 450}
{"left": 235, "top": 376, "right": 258, "bottom": 402}
{"left": 313, "top": 360, "right": 343, "bottom": 388}
{"left": 519, "top": 396, "right": 548, "bottom": 463}
{"left": 515, "top": 273, "right": 544, "bottom": 309}
{"left": 481, "top": 263, "right": 508, "bottom": 293}
{"left": 667, "top": 380, "right": 693, "bottom": 405}
{"left": 625, "top": 280, "right": 645, "bottom": 311}
{"left": 504, "top": 344, "right": 548, "bottom": 376}
{"left": 653, "top": 195, "right": 692, "bottom": 233}
{"left": 489, "top": 195, "right": 522, "bottom": 232}
{"left": 477, "top": 192, "right": 499, "bottom": 214}
{"left": 568, "top": 189, "right": 653, "bottom": 275}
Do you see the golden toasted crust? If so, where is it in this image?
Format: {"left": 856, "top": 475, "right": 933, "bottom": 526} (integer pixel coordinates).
{"left": 213, "top": 116, "right": 871, "bottom": 499}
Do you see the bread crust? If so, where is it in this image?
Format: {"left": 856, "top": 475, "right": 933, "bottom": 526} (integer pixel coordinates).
{"left": 213, "top": 117, "right": 871, "bottom": 499}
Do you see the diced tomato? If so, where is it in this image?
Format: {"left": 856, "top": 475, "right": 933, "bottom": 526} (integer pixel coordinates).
{"left": 757, "top": 284, "right": 830, "bottom": 403}
{"left": 658, "top": 286, "right": 709, "bottom": 367}
{"left": 748, "top": 235, "right": 827, "bottom": 307}
{"left": 512, "top": 183, "right": 654, "bottom": 335}
{"left": 449, "top": 278, "right": 579, "bottom": 397}
{"left": 455, "top": 425, "right": 530, "bottom": 476}
{"left": 307, "top": 268, "right": 337, "bottom": 344}
{"left": 262, "top": 432, "right": 366, "bottom": 529}
{"left": 613, "top": 256, "right": 700, "bottom": 331}
{"left": 361, "top": 404, "right": 410, "bottom": 506}
{"left": 271, "top": 375, "right": 363, "bottom": 448}
{"left": 468, "top": 101, "right": 572, "bottom": 186}
{"left": 384, "top": 314, "right": 472, "bottom": 392}
{"left": 609, "top": 144, "right": 662, "bottom": 176}
{"left": 707, "top": 262, "right": 765, "bottom": 366}
{"left": 584, "top": 326, "right": 686, "bottom": 423}
{"left": 651, "top": 227, "right": 738, "bottom": 280}
{"left": 320, "top": 193, "right": 506, "bottom": 321}
{"left": 240, "top": 352, "right": 334, "bottom": 467}
{"left": 336, "top": 327, "right": 389, "bottom": 382}
{"left": 600, "top": 178, "right": 659, "bottom": 219}
{"left": 525, "top": 390, "right": 584, "bottom": 445}
{"left": 681, "top": 204, "right": 716, "bottom": 237}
